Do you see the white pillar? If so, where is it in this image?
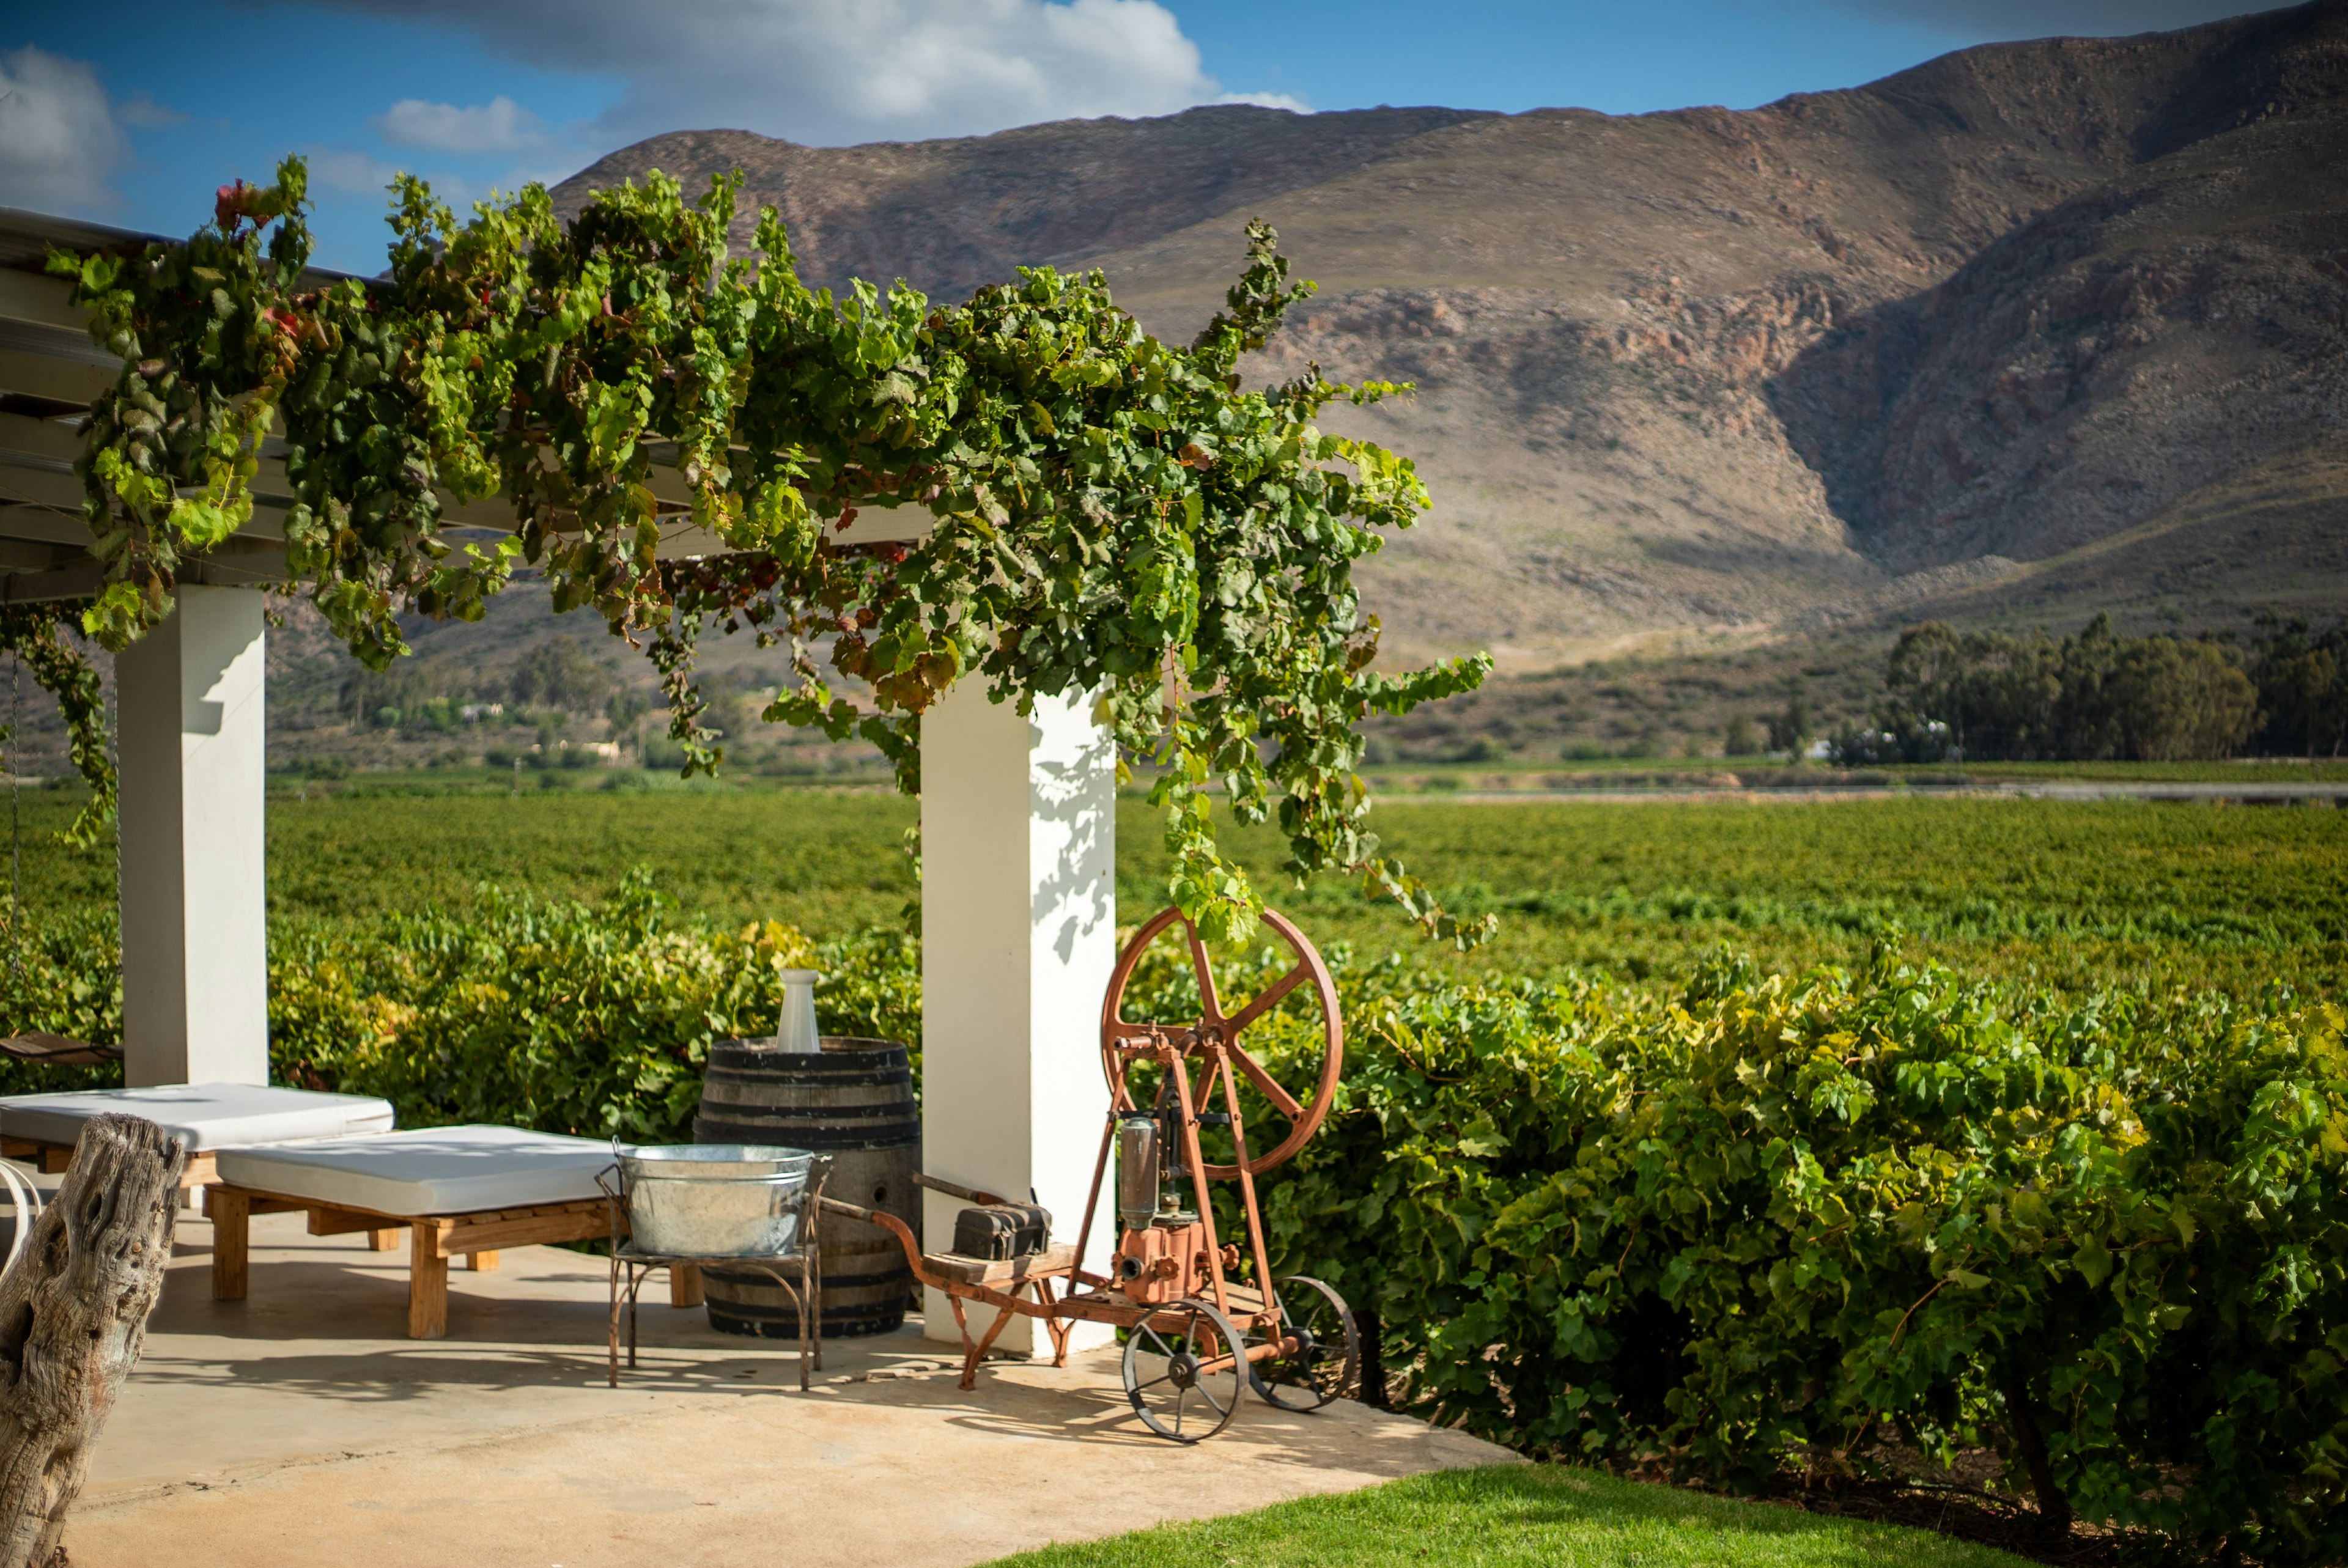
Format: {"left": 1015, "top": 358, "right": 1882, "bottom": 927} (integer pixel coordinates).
{"left": 116, "top": 584, "right": 270, "bottom": 1087}
{"left": 920, "top": 680, "right": 1117, "bottom": 1355}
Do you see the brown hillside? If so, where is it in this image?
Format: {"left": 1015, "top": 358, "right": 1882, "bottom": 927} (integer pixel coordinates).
{"left": 550, "top": 1, "right": 2348, "bottom": 669}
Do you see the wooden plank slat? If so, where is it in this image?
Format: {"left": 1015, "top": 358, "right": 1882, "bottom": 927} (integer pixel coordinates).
{"left": 0, "top": 555, "right": 105, "bottom": 606}
{"left": 922, "top": 1242, "right": 1079, "bottom": 1287}
{"left": 670, "top": 1264, "right": 704, "bottom": 1308}
{"left": 308, "top": 1205, "right": 397, "bottom": 1238}
{"left": 437, "top": 1204, "right": 612, "bottom": 1257}
{"left": 0, "top": 411, "right": 79, "bottom": 464}
{"left": 0, "top": 349, "right": 105, "bottom": 408}
{"left": 21, "top": 1139, "right": 213, "bottom": 1190}
{"left": 408, "top": 1222, "right": 448, "bottom": 1339}
{"left": 210, "top": 1189, "right": 249, "bottom": 1301}
{"left": 0, "top": 506, "right": 92, "bottom": 548}
{"left": 202, "top": 1183, "right": 619, "bottom": 1339}
{"left": 0, "top": 271, "right": 89, "bottom": 333}
{"left": 0, "top": 463, "right": 81, "bottom": 512}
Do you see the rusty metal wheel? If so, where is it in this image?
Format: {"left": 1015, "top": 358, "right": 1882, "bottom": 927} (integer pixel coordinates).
{"left": 1121, "top": 1297, "right": 1247, "bottom": 1443}
{"left": 1099, "top": 907, "right": 1343, "bottom": 1178}
{"left": 1248, "top": 1276, "right": 1359, "bottom": 1411}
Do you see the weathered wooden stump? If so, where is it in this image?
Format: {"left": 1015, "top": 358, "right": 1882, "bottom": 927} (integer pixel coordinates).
{"left": 0, "top": 1114, "right": 185, "bottom": 1568}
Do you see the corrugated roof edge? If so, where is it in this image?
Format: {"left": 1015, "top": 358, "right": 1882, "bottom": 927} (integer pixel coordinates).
{"left": 0, "top": 205, "right": 371, "bottom": 292}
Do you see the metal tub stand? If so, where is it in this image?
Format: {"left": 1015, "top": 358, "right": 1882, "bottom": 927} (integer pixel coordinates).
{"left": 604, "top": 1158, "right": 830, "bottom": 1391}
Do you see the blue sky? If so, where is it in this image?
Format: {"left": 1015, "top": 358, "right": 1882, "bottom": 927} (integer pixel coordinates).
{"left": 0, "top": 0, "right": 2274, "bottom": 274}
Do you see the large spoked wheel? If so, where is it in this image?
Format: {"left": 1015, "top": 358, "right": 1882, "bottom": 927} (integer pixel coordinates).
{"left": 1248, "top": 1276, "right": 1359, "bottom": 1411}
{"left": 1101, "top": 906, "right": 1343, "bottom": 1178}
{"left": 1121, "top": 1297, "right": 1247, "bottom": 1443}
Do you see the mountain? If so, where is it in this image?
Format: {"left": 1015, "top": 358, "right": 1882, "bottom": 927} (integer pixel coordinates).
{"left": 542, "top": 4, "right": 2348, "bottom": 674}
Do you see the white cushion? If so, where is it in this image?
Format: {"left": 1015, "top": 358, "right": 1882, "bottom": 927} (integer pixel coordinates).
{"left": 0, "top": 1083, "right": 394, "bottom": 1152}
{"left": 213, "top": 1125, "right": 622, "bottom": 1216}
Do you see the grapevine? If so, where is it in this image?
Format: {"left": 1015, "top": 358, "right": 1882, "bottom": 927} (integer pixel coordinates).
{"left": 45, "top": 158, "right": 1492, "bottom": 944}
{"left": 0, "top": 606, "right": 113, "bottom": 848}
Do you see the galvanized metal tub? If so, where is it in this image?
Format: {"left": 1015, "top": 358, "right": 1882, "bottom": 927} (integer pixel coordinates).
{"left": 619, "top": 1144, "right": 814, "bottom": 1257}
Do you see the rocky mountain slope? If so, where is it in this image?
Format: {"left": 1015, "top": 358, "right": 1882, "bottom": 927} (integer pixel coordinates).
{"left": 553, "top": 2, "right": 2348, "bottom": 669}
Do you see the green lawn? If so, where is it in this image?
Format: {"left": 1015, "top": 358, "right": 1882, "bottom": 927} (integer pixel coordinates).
{"left": 8, "top": 782, "right": 2342, "bottom": 996}
{"left": 983, "top": 1464, "right": 2030, "bottom": 1568}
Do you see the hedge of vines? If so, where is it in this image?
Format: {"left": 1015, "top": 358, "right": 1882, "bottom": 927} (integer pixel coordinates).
{"left": 0, "top": 874, "right": 917, "bottom": 1127}
{"left": 32, "top": 158, "right": 1489, "bottom": 943}
{"left": 8, "top": 867, "right": 2342, "bottom": 1558}
{"left": 1249, "top": 949, "right": 2348, "bottom": 1565}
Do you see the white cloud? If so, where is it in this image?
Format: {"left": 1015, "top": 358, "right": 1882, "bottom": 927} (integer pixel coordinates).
{"left": 305, "top": 0, "right": 1303, "bottom": 148}
{"left": 0, "top": 46, "right": 129, "bottom": 214}
{"left": 375, "top": 94, "right": 547, "bottom": 154}
{"left": 1216, "top": 90, "right": 1309, "bottom": 111}
{"left": 118, "top": 92, "right": 189, "bottom": 128}
{"left": 306, "top": 148, "right": 404, "bottom": 195}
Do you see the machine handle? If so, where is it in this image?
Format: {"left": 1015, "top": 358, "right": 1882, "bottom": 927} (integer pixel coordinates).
{"left": 816, "top": 1194, "right": 953, "bottom": 1296}
{"left": 912, "top": 1171, "right": 1014, "bottom": 1207}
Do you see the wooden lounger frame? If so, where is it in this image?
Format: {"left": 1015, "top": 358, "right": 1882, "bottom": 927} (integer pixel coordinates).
{"left": 205, "top": 1182, "right": 696, "bottom": 1339}
{"left": 6, "top": 1136, "right": 217, "bottom": 1192}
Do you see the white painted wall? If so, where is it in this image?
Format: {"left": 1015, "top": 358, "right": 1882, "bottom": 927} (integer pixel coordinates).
{"left": 919, "top": 680, "right": 1117, "bottom": 1354}
{"left": 116, "top": 584, "right": 270, "bottom": 1087}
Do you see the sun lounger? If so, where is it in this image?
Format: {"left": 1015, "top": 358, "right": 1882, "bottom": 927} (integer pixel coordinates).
{"left": 0, "top": 1082, "right": 395, "bottom": 1190}
{"left": 0, "top": 1031, "right": 121, "bottom": 1067}
{"left": 207, "top": 1125, "right": 637, "bottom": 1339}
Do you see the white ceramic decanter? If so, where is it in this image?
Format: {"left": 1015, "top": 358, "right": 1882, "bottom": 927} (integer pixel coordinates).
{"left": 773, "top": 968, "right": 822, "bottom": 1053}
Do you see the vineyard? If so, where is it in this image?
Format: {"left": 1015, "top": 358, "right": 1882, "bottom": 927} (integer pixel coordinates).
{"left": 9, "top": 787, "right": 2336, "bottom": 998}
{"left": 4, "top": 787, "right": 2345, "bottom": 1556}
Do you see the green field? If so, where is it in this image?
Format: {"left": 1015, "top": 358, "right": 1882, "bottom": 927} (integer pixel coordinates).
{"left": 7, "top": 782, "right": 2341, "bottom": 998}
{"left": 1358, "top": 757, "right": 2348, "bottom": 789}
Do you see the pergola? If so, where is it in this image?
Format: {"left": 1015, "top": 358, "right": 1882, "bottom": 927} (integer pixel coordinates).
{"left": 0, "top": 206, "right": 1108, "bottom": 1354}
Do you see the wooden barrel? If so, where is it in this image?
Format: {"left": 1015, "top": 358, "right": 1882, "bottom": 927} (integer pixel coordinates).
{"left": 694, "top": 1036, "right": 919, "bottom": 1339}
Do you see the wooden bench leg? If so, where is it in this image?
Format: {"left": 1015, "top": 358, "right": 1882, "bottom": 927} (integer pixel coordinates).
{"left": 408, "top": 1222, "right": 449, "bottom": 1339}
{"left": 465, "top": 1250, "right": 500, "bottom": 1273}
{"left": 670, "top": 1263, "right": 703, "bottom": 1308}
{"left": 367, "top": 1228, "right": 400, "bottom": 1252}
{"left": 210, "top": 1188, "right": 250, "bottom": 1301}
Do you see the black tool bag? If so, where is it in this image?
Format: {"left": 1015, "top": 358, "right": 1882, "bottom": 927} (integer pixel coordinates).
{"left": 951, "top": 1201, "right": 1052, "bottom": 1260}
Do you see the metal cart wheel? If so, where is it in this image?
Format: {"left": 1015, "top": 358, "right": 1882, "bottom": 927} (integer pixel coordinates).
{"left": 1248, "top": 1275, "right": 1359, "bottom": 1410}
{"left": 1121, "top": 1297, "right": 1248, "bottom": 1443}
{"left": 1100, "top": 906, "right": 1343, "bottom": 1178}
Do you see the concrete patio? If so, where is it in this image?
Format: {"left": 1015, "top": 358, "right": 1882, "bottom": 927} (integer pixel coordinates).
{"left": 64, "top": 1207, "right": 1514, "bottom": 1567}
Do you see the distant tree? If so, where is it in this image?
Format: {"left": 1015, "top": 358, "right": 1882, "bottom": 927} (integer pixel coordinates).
{"left": 510, "top": 637, "right": 615, "bottom": 714}
{"left": 1874, "top": 614, "right": 2258, "bottom": 762}
{"left": 1721, "top": 714, "right": 1759, "bottom": 757}
{"left": 605, "top": 688, "right": 651, "bottom": 745}
{"left": 1766, "top": 691, "right": 1813, "bottom": 757}
{"left": 2101, "top": 636, "right": 2258, "bottom": 760}
{"left": 2246, "top": 613, "right": 2347, "bottom": 759}
{"left": 2272, "top": 648, "right": 2341, "bottom": 759}
{"left": 339, "top": 661, "right": 450, "bottom": 731}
